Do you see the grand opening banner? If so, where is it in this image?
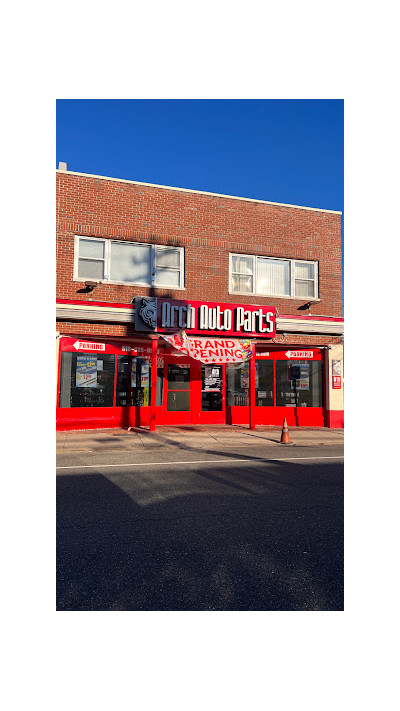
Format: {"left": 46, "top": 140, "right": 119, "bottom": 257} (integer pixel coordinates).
{"left": 162, "top": 331, "right": 253, "bottom": 363}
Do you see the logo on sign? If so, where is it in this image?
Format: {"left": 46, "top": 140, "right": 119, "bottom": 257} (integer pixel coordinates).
{"left": 138, "top": 298, "right": 157, "bottom": 329}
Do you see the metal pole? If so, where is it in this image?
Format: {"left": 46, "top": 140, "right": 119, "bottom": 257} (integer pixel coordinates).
{"left": 249, "top": 344, "right": 256, "bottom": 430}
{"left": 149, "top": 335, "right": 158, "bottom": 432}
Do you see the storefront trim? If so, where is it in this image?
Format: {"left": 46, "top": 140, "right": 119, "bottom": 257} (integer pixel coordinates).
{"left": 56, "top": 298, "right": 344, "bottom": 335}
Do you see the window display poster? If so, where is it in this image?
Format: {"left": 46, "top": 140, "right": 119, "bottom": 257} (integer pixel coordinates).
{"left": 131, "top": 360, "right": 137, "bottom": 387}
{"left": 143, "top": 387, "right": 149, "bottom": 406}
{"left": 290, "top": 363, "right": 309, "bottom": 391}
{"left": 141, "top": 364, "right": 150, "bottom": 387}
{"left": 202, "top": 365, "right": 222, "bottom": 392}
{"left": 332, "top": 360, "right": 341, "bottom": 375}
{"left": 76, "top": 355, "right": 97, "bottom": 388}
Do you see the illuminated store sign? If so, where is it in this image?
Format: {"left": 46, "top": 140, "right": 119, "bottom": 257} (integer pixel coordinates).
{"left": 135, "top": 297, "right": 276, "bottom": 338}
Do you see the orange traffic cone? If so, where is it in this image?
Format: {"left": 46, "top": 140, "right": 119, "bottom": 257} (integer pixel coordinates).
{"left": 280, "top": 417, "right": 290, "bottom": 444}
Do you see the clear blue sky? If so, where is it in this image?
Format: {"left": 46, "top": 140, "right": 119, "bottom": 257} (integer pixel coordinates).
{"left": 56, "top": 98, "right": 343, "bottom": 283}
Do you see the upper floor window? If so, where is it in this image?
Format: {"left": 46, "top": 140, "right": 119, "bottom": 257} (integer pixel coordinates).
{"left": 229, "top": 253, "right": 318, "bottom": 299}
{"left": 74, "top": 237, "right": 184, "bottom": 289}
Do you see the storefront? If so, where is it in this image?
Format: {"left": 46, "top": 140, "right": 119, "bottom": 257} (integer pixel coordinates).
{"left": 56, "top": 297, "right": 342, "bottom": 431}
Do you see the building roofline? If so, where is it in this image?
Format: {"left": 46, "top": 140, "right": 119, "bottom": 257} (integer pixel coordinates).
{"left": 56, "top": 169, "right": 342, "bottom": 215}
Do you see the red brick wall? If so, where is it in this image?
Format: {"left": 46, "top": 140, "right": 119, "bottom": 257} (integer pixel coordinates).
{"left": 57, "top": 171, "right": 342, "bottom": 319}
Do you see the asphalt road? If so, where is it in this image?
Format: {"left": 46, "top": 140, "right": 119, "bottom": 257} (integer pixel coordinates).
{"left": 56, "top": 444, "right": 344, "bottom": 611}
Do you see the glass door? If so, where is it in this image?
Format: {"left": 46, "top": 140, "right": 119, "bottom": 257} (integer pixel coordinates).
{"left": 198, "top": 363, "right": 225, "bottom": 424}
{"left": 164, "top": 356, "right": 192, "bottom": 424}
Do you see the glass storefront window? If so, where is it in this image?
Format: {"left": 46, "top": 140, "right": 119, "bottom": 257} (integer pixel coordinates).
{"left": 226, "top": 363, "right": 249, "bottom": 406}
{"left": 131, "top": 357, "right": 164, "bottom": 407}
{"left": 116, "top": 355, "right": 130, "bottom": 406}
{"left": 202, "top": 365, "right": 223, "bottom": 411}
{"left": 275, "top": 359, "right": 323, "bottom": 407}
{"left": 59, "top": 352, "right": 115, "bottom": 408}
{"left": 255, "top": 360, "right": 273, "bottom": 406}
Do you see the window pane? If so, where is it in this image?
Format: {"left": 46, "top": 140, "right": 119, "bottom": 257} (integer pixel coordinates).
{"left": 255, "top": 360, "right": 273, "bottom": 406}
{"left": 257, "top": 258, "right": 290, "bottom": 296}
{"left": 110, "top": 242, "right": 152, "bottom": 283}
{"left": 79, "top": 238, "right": 104, "bottom": 259}
{"left": 232, "top": 255, "right": 253, "bottom": 274}
{"left": 275, "top": 360, "right": 323, "bottom": 407}
{"left": 295, "top": 262, "right": 314, "bottom": 280}
{"left": 130, "top": 357, "right": 151, "bottom": 406}
{"left": 167, "top": 391, "right": 190, "bottom": 411}
{"left": 116, "top": 355, "right": 130, "bottom": 406}
{"left": 156, "top": 247, "right": 181, "bottom": 268}
{"left": 231, "top": 274, "right": 253, "bottom": 293}
{"left": 156, "top": 268, "right": 180, "bottom": 287}
{"left": 295, "top": 279, "right": 314, "bottom": 297}
{"left": 167, "top": 364, "right": 190, "bottom": 390}
{"left": 156, "top": 367, "right": 164, "bottom": 407}
{"left": 226, "top": 363, "right": 249, "bottom": 406}
{"left": 59, "top": 352, "right": 115, "bottom": 408}
{"left": 78, "top": 259, "right": 104, "bottom": 280}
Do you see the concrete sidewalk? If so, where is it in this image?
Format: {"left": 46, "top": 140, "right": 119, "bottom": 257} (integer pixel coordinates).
{"left": 56, "top": 425, "right": 344, "bottom": 453}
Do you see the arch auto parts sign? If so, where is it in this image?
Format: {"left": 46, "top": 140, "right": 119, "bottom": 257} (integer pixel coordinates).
{"left": 135, "top": 297, "right": 276, "bottom": 337}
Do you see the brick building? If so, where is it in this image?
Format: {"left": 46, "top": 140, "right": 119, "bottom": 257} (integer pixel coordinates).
{"left": 56, "top": 165, "right": 344, "bottom": 431}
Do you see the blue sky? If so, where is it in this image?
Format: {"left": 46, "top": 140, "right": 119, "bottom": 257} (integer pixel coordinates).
{"left": 56, "top": 99, "right": 343, "bottom": 285}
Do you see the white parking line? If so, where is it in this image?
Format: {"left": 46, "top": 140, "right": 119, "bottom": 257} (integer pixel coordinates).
{"left": 56, "top": 455, "right": 343, "bottom": 470}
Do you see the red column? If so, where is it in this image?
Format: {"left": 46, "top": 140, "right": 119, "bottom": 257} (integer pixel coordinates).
{"left": 249, "top": 345, "right": 256, "bottom": 430}
{"left": 149, "top": 336, "right": 158, "bottom": 432}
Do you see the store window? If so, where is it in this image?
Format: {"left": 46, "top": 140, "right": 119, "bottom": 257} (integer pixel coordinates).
{"left": 131, "top": 357, "right": 163, "bottom": 407}
{"left": 59, "top": 352, "right": 115, "bottom": 408}
{"left": 255, "top": 360, "right": 273, "bottom": 406}
{"left": 74, "top": 236, "right": 184, "bottom": 289}
{"left": 116, "top": 355, "right": 130, "bottom": 406}
{"left": 226, "top": 362, "right": 249, "bottom": 406}
{"left": 229, "top": 253, "right": 318, "bottom": 299}
{"left": 275, "top": 359, "right": 323, "bottom": 407}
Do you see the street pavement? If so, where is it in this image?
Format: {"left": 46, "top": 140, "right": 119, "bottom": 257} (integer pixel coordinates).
{"left": 56, "top": 433, "right": 344, "bottom": 611}
{"left": 56, "top": 424, "right": 344, "bottom": 453}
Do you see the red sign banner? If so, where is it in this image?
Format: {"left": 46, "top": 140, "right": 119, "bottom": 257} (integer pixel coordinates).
{"left": 60, "top": 337, "right": 136, "bottom": 356}
{"left": 135, "top": 297, "right": 276, "bottom": 338}
{"left": 162, "top": 332, "right": 253, "bottom": 363}
{"left": 332, "top": 375, "right": 342, "bottom": 389}
{"left": 284, "top": 350, "right": 314, "bottom": 359}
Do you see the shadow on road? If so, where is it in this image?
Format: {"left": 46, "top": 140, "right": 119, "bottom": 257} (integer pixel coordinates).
{"left": 56, "top": 458, "right": 344, "bottom": 611}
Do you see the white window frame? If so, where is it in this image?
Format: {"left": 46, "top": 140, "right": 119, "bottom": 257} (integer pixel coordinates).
{"left": 74, "top": 236, "right": 185, "bottom": 289}
{"left": 229, "top": 253, "right": 319, "bottom": 300}
{"left": 229, "top": 254, "right": 256, "bottom": 295}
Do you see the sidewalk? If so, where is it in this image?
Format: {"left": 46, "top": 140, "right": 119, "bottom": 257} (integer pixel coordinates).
{"left": 56, "top": 425, "right": 344, "bottom": 453}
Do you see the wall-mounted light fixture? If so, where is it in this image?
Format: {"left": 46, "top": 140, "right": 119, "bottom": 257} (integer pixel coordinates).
{"left": 297, "top": 302, "right": 312, "bottom": 314}
{"left": 76, "top": 281, "right": 99, "bottom": 299}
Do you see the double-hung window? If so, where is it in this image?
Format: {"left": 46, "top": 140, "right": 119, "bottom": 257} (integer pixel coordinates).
{"left": 230, "top": 253, "right": 318, "bottom": 299}
{"left": 74, "top": 237, "right": 184, "bottom": 289}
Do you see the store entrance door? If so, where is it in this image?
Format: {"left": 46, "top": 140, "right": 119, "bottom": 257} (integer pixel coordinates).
{"left": 163, "top": 355, "right": 226, "bottom": 425}
{"left": 164, "top": 355, "right": 192, "bottom": 424}
{"left": 198, "top": 363, "right": 225, "bottom": 424}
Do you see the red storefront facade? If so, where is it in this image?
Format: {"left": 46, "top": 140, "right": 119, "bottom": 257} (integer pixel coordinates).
{"left": 56, "top": 168, "right": 344, "bottom": 431}
{"left": 56, "top": 297, "right": 343, "bottom": 431}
